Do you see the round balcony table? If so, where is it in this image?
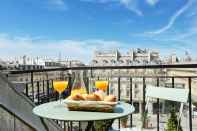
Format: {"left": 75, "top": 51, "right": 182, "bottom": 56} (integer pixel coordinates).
{"left": 33, "top": 100, "right": 135, "bottom": 131}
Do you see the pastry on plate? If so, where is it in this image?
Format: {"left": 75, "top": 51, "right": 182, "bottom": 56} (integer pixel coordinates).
{"left": 85, "top": 94, "right": 97, "bottom": 101}
{"left": 68, "top": 94, "right": 85, "bottom": 101}
{"left": 94, "top": 91, "right": 104, "bottom": 101}
{"left": 81, "top": 93, "right": 88, "bottom": 100}
{"left": 104, "top": 95, "right": 116, "bottom": 102}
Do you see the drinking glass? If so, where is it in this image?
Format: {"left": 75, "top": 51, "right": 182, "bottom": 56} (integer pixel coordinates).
{"left": 95, "top": 80, "right": 108, "bottom": 92}
{"left": 53, "top": 81, "right": 68, "bottom": 104}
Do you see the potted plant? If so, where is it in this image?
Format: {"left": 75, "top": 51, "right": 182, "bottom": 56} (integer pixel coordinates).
{"left": 141, "top": 111, "right": 149, "bottom": 129}
{"left": 165, "top": 108, "right": 183, "bottom": 131}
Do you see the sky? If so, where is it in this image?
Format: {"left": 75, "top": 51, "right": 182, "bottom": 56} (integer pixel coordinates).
{"left": 0, "top": 0, "right": 197, "bottom": 63}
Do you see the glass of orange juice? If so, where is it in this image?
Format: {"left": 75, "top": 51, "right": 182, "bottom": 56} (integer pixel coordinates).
{"left": 53, "top": 80, "right": 68, "bottom": 104}
{"left": 95, "top": 80, "right": 108, "bottom": 92}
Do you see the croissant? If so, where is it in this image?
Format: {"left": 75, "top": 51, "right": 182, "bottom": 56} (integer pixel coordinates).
{"left": 94, "top": 92, "right": 104, "bottom": 101}
{"left": 68, "top": 94, "right": 85, "bottom": 101}
{"left": 81, "top": 94, "right": 88, "bottom": 100}
{"left": 85, "top": 94, "right": 96, "bottom": 101}
{"left": 104, "top": 95, "right": 116, "bottom": 102}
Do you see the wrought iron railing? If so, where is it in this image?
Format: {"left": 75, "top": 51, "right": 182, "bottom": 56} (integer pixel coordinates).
{"left": 7, "top": 64, "right": 197, "bottom": 131}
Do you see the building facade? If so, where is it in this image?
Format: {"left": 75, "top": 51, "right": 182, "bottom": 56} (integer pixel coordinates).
{"left": 90, "top": 49, "right": 197, "bottom": 114}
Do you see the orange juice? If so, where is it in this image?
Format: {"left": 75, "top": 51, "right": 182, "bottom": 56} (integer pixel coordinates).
{"left": 71, "top": 88, "right": 87, "bottom": 96}
{"left": 53, "top": 81, "right": 68, "bottom": 94}
{"left": 95, "top": 81, "right": 108, "bottom": 91}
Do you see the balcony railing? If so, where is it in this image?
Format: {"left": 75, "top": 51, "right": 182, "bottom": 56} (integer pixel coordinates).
{"left": 6, "top": 64, "right": 197, "bottom": 131}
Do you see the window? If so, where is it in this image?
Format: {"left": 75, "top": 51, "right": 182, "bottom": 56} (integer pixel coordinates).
{"left": 20, "top": 78, "right": 23, "bottom": 81}
{"left": 103, "top": 60, "right": 108, "bottom": 63}
{"left": 133, "top": 102, "right": 139, "bottom": 113}
{"left": 119, "top": 60, "right": 124, "bottom": 64}
{"left": 153, "top": 103, "right": 163, "bottom": 114}
{"left": 127, "top": 60, "right": 132, "bottom": 64}
{"left": 28, "top": 65, "right": 31, "bottom": 70}
{"left": 92, "top": 60, "right": 98, "bottom": 64}
{"left": 135, "top": 84, "right": 138, "bottom": 89}
{"left": 122, "top": 77, "right": 129, "bottom": 81}
{"left": 111, "top": 60, "right": 116, "bottom": 64}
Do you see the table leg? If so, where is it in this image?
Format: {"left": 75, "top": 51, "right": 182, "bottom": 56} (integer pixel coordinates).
{"left": 105, "top": 119, "right": 114, "bottom": 130}
{"left": 85, "top": 121, "right": 96, "bottom": 131}
{"left": 90, "top": 120, "right": 114, "bottom": 131}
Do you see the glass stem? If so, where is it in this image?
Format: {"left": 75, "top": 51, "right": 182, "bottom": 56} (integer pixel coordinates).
{"left": 59, "top": 93, "right": 61, "bottom": 104}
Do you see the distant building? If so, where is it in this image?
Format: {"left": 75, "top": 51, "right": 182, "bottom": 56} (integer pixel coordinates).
{"left": 5, "top": 56, "right": 85, "bottom": 83}
{"left": 45, "top": 59, "right": 85, "bottom": 68}
{"left": 7, "top": 55, "right": 45, "bottom": 70}
{"left": 91, "top": 48, "right": 161, "bottom": 66}
{"left": 89, "top": 49, "right": 197, "bottom": 114}
{"left": 90, "top": 49, "right": 164, "bottom": 114}
{"left": 0, "top": 58, "right": 9, "bottom": 69}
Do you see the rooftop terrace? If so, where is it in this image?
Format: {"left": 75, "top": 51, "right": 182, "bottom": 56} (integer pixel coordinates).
{"left": 1, "top": 64, "right": 197, "bottom": 131}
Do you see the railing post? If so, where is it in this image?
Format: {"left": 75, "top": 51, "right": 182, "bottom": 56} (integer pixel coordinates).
{"left": 31, "top": 72, "right": 34, "bottom": 102}
{"left": 90, "top": 68, "right": 93, "bottom": 78}
{"left": 6, "top": 74, "right": 8, "bottom": 79}
{"left": 189, "top": 77, "right": 192, "bottom": 131}
{"left": 107, "top": 77, "right": 109, "bottom": 95}
{"left": 130, "top": 77, "right": 133, "bottom": 127}
{"left": 42, "top": 80, "right": 45, "bottom": 96}
{"left": 118, "top": 77, "right": 121, "bottom": 101}
{"left": 63, "top": 121, "right": 66, "bottom": 130}
{"left": 25, "top": 83, "right": 29, "bottom": 97}
{"left": 70, "top": 121, "right": 73, "bottom": 131}
{"left": 171, "top": 77, "right": 175, "bottom": 110}
{"left": 118, "top": 77, "right": 121, "bottom": 129}
{"left": 156, "top": 78, "right": 160, "bottom": 131}
{"left": 37, "top": 81, "right": 40, "bottom": 105}
{"left": 142, "top": 77, "right": 146, "bottom": 114}
{"left": 47, "top": 80, "right": 50, "bottom": 102}
{"left": 51, "top": 80, "right": 58, "bottom": 101}
{"left": 172, "top": 77, "right": 174, "bottom": 88}
{"left": 86, "top": 77, "right": 89, "bottom": 94}
{"left": 68, "top": 74, "right": 72, "bottom": 96}
{"left": 79, "top": 121, "right": 81, "bottom": 131}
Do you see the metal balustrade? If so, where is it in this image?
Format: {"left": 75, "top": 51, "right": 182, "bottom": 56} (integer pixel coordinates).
{"left": 6, "top": 64, "right": 197, "bottom": 131}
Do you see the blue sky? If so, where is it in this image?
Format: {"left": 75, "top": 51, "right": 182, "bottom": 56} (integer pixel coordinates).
{"left": 0, "top": 0, "right": 197, "bottom": 63}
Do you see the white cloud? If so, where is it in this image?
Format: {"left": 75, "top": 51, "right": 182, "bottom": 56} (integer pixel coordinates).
{"left": 80, "top": 0, "right": 143, "bottom": 16}
{"left": 146, "top": 0, "right": 192, "bottom": 35}
{"left": 119, "top": 0, "right": 143, "bottom": 16}
{"left": 146, "top": 0, "right": 159, "bottom": 6}
{"left": 140, "top": 0, "right": 197, "bottom": 41}
{"left": 0, "top": 34, "right": 123, "bottom": 64}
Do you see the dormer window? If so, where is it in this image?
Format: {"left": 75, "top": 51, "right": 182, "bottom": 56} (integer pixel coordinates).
{"left": 92, "top": 60, "right": 98, "bottom": 64}
{"left": 127, "top": 60, "right": 132, "bottom": 64}
{"left": 103, "top": 60, "right": 108, "bottom": 63}
{"left": 119, "top": 60, "right": 124, "bottom": 63}
{"left": 111, "top": 60, "right": 116, "bottom": 64}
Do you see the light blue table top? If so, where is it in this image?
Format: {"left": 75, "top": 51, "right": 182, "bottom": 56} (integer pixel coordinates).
{"left": 33, "top": 100, "right": 135, "bottom": 121}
